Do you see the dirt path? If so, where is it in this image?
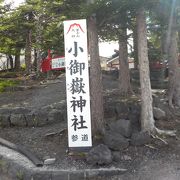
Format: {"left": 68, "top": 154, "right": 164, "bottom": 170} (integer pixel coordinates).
{"left": 0, "top": 76, "right": 66, "bottom": 110}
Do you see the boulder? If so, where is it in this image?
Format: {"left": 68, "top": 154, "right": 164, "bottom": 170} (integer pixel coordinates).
{"left": 112, "top": 151, "right": 132, "bottom": 162}
{"left": 48, "top": 109, "right": 64, "bottom": 123}
{"left": 33, "top": 111, "right": 48, "bottom": 126}
{"left": 0, "top": 114, "right": 10, "bottom": 127}
{"left": 103, "top": 131, "right": 129, "bottom": 151}
{"left": 131, "top": 131, "right": 152, "bottom": 146}
{"left": 25, "top": 113, "right": 36, "bottom": 127}
{"left": 109, "top": 119, "right": 132, "bottom": 138}
{"left": 153, "top": 107, "right": 166, "bottom": 120}
{"left": 61, "top": 109, "right": 67, "bottom": 122}
{"left": 11, "top": 107, "right": 30, "bottom": 114}
{"left": 128, "top": 102, "right": 141, "bottom": 115}
{"left": 41, "top": 105, "right": 53, "bottom": 113}
{"left": 10, "top": 114, "right": 27, "bottom": 127}
{"left": 86, "top": 144, "right": 112, "bottom": 165}
{"left": 52, "top": 100, "right": 66, "bottom": 110}
{"left": 44, "top": 158, "right": 56, "bottom": 165}
{"left": 115, "top": 102, "right": 129, "bottom": 119}
{"left": 104, "top": 104, "right": 116, "bottom": 119}
{"left": 0, "top": 108, "right": 11, "bottom": 114}
{"left": 128, "top": 114, "right": 141, "bottom": 133}
{"left": 112, "top": 151, "right": 121, "bottom": 162}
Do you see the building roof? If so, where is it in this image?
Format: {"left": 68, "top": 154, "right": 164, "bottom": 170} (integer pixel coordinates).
{"left": 106, "top": 56, "right": 119, "bottom": 64}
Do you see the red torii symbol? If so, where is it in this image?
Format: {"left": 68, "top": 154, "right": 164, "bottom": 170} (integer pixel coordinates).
{"left": 66, "top": 23, "right": 84, "bottom": 34}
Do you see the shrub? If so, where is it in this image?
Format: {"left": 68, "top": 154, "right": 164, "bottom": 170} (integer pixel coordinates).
{"left": 0, "top": 79, "right": 19, "bottom": 92}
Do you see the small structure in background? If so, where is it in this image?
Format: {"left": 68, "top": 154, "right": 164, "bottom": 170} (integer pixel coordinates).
{"left": 99, "top": 56, "right": 109, "bottom": 70}
{"left": 106, "top": 56, "right": 134, "bottom": 70}
{"left": 99, "top": 50, "right": 134, "bottom": 71}
{"left": 41, "top": 50, "right": 65, "bottom": 73}
{"left": 0, "top": 54, "right": 7, "bottom": 71}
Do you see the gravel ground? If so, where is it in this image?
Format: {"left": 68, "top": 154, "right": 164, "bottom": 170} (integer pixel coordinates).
{"left": 0, "top": 75, "right": 66, "bottom": 110}
{"left": 0, "top": 72, "right": 180, "bottom": 179}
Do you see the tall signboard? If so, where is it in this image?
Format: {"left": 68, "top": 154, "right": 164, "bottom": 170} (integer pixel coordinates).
{"left": 64, "top": 19, "right": 92, "bottom": 148}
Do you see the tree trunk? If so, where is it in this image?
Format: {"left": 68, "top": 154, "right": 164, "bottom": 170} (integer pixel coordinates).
{"left": 167, "top": 17, "right": 180, "bottom": 107}
{"left": 35, "top": 15, "right": 43, "bottom": 76}
{"left": 25, "top": 30, "right": 32, "bottom": 74}
{"left": 161, "top": 32, "right": 169, "bottom": 79}
{"left": 161, "top": 32, "right": 167, "bottom": 56}
{"left": 178, "top": 30, "right": 180, "bottom": 52}
{"left": 88, "top": 16, "right": 105, "bottom": 136}
{"left": 36, "top": 48, "right": 42, "bottom": 75}
{"left": 136, "top": 8, "right": 154, "bottom": 132}
{"left": 6, "top": 55, "right": 9, "bottom": 70}
{"left": 7, "top": 55, "right": 13, "bottom": 70}
{"left": 118, "top": 27, "right": 133, "bottom": 95}
{"left": 132, "top": 22, "right": 139, "bottom": 69}
{"left": 174, "top": 70, "right": 180, "bottom": 106}
{"left": 33, "top": 49, "right": 37, "bottom": 71}
{"left": 14, "top": 48, "right": 21, "bottom": 71}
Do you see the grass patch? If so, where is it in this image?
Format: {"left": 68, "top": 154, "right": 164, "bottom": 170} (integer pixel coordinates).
{"left": 0, "top": 79, "right": 20, "bottom": 92}
{"left": 0, "top": 71, "right": 23, "bottom": 78}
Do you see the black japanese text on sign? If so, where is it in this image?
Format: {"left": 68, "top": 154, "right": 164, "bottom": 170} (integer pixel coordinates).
{"left": 64, "top": 19, "right": 92, "bottom": 148}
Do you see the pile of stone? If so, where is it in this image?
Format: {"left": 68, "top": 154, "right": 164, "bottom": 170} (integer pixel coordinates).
{"left": 86, "top": 97, "right": 168, "bottom": 166}
{"left": 86, "top": 119, "right": 152, "bottom": 165}
{"left": 0, "top": 100, "right": 67, "bottom": 127}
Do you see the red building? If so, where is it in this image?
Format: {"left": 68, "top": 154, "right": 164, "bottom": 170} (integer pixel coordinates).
{"left": 41, "top": 50, "right": 65, "bottom": 72}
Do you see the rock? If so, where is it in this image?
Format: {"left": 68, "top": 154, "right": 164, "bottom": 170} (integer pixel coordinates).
{"left": 41, "top": 105, "right": 53, "bottom": 113}
{"left": 52, "top": 100, "right": 66, "bottom": 110}
{"left": 128, "top": 102, "right": 141, "bottom": 114}
{"left": 11, "top": 107, "right": 30, "bottom": 114}
{"left": 0, "top": 114, "right": 10, "bottom": 127}
{"left": 131, "top": 131, "right": 152, "bottom": 146}
{"left": 61, "top": 109, "right": 67, "bottom": 121}
{"left": 111, "top": 151, "right": 133, "bottom": 162}
{"left": 153, "top": 107, "right": 166, "bottom": 120}
{"left": 48, "top": 109, "right": 64, "bottom": 123}
{"left": 10, "top": 114, "right": 27, "bottom": 127}
{"left": 25, "top": 113, "right": 36, "bottom": 127}
{"left": 104, "top": 103, "right": 116, "bottom": 119}
{"left": 33, "top": 111, "right": 48, "bottom": 126}
{"left": 86, "top": 144, "right": 112, "bottom": 165}
{"left": 128, "top": 114, "right": 141, "bottom": 133}
{"left": 44, "top": 158, "right": 56, "bottom": 165}
{"left": 122, "top": 155, "right": 132, "bottom": 161}
{"left": 152, "top": 94, "right": 161, "bottom": 106}
{"left": 103, "top": 131, "right": 129, "bottom": 151}
{"left": 109, "top": 119, "right": 132, "bottom": 138}
{"left": 0, "top": 108, "right": 11, "bottom": 114}
{"left": 112, "top": 151, "right": 121, "bottom": 162}
{"left": 115, "top": 102, "right": 129, "bottom": 119}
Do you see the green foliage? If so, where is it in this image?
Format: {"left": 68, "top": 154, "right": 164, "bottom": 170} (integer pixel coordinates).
{"left": 21, "top": 64, "right": 26, "bottom": 71}
{"left": 0, "top": 159, "right": 9, "bottom": 173}
{"left": 0, "top": 0, "right": 179, "bottom": 64}
{"left": 16, "top": 170, "right": 24, "bottom": 180}
{"left": 0, "top": 79, "right": 19, "bottom": 92}
{"left": 0, "top": 0, "right": 67, "bottom": 58}
{"left": 0, "top": 71, "right": 23, "bottom": 78}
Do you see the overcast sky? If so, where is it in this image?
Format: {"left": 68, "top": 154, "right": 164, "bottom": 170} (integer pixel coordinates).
{"left": 99, "top": 41, "right": 118, "bottom": 57}
{"left": 4, "top": 0, "right": 25, "bottom": 7}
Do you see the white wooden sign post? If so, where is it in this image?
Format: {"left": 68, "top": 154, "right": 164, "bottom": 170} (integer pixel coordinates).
{"left": 64, "top": 19, "right": 92, "bottom": 148}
